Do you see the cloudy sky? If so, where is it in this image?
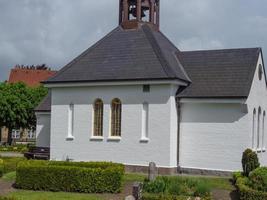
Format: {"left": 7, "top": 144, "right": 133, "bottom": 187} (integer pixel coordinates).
{"left": 0, "top": 0, "right": 266, "bottom": 81}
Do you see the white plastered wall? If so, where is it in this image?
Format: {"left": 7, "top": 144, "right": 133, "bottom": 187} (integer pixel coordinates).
{"left": 246, "top": 52, "right": 267, "bottom": 166}
{"left": 49, "top": 84, "right": 179, "bottom": 168}
{"left": 179, "top": 53, "right": 267, "bottom": 172}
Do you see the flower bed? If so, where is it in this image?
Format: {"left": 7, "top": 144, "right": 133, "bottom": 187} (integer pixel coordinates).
{"left": 16, "top": 160, "right": 125, "bottom": 193}
{"left": 142, "top": 176, "right": 211, "bottom": 200}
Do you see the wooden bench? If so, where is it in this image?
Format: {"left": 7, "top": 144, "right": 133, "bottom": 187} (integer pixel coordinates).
{"left": 24, "top": 147, "right": 50, "bottom": 160}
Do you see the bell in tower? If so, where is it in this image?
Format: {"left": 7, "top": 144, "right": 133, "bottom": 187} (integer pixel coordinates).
{"left": 119, "top": 0, "right": 160, "bottom": 30}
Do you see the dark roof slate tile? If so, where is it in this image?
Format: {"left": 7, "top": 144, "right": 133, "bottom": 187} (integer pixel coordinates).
{"left": 45, "top": 25, "right": 190, "bottom": 84}
{"left": 177, "top": 48, "right": 261, "bottom": 98}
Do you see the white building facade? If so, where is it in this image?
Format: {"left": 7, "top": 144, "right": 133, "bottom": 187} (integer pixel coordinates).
{"left": 35, "top": 1, "right": 267, "bottom": 175}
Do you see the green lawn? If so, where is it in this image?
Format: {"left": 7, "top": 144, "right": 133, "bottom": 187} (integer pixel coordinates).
{"left": 2, "top": 171, "right": 16, "bottom": 182}
{"left": 0, "top": 157, "right": 25, "bottom": 173}
{"left": 6, "top": 191, "right": 104, "bottom": 200}
{"left": 181, "top": 175, "right": 234, "bottom": 191}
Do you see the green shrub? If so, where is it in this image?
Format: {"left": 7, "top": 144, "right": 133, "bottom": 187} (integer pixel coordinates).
{"left": 143, "top": 178, "right": 166, "bottom": 194}
{"left": 16, "top": 160, "right": 125, "bottom": 193}
{"left": 233, "top": 171, "right": 243, "bottom": 183}
{"left": 235, "top": 176, "right": 267, "bottom": 200}
{"left": 242, "top": 149, "right": 260, "bottom": 177}
{"left": 167, "top": 178, "right": 184, "bottom": 196}
{"left": 143, "top": 176, "right": 211, "bottom": 198}
{"left": 249, "top": 167, "right": 267, "bottom": 192}
{"left": 0, "top": 159, "right": 4, "bottom": 177}
{"left": 194, "top": 180, "right": 211, "bottom": 197}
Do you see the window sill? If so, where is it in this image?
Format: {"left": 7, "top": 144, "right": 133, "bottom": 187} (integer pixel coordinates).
{"left": 256, "top": 149, "right": 262, "bottom": 153}
{"left": 90, "top": 136, "right": 104, "bottom": 141}
{"left": 107, "top": 136, "right": 121, "bottom": 141}
{"left": 66, "top": 136, "right": 75, "bottom": 141}
{"left": 140, "top": 138, "right": 150, "bottom": 143}
{"left": 262, "top": 148, "right": 266, "bottom": 153}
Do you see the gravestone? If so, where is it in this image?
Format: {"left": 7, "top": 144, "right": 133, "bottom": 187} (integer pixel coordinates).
{"left": 132, "top": 182, "right": 142, "bottom": 200}
{"left": 125, "top": 195, "right": 135, "bottom": 200}
{"left": 148, "top": 162, "right": 157, "bottom": 181}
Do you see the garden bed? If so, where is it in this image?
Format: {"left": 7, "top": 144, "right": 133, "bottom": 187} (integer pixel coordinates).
{"left": 16, "top": 160, "right": 125, "bottom": 194}
{"left": 142, "top": 176, "right": 212, "bottom": 200}
{"left": 234, "top": 169, "right": 267, "bottom": 200}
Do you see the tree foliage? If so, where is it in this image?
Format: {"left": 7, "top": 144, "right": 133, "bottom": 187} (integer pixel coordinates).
{"left": 0, "top": 82, "right": 48, "bottom": 143}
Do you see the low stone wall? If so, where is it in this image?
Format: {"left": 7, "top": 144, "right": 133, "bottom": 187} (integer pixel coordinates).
{"left": 125, "top": 165, "right": 232, "bottom": 177}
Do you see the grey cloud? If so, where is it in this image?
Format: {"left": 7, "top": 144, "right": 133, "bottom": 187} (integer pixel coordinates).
{"left": 0, "top": 0, "right": 267, "bottom": 81}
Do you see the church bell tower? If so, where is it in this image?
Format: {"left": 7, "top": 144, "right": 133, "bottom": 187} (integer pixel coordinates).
{"left": 119, "top": 0, "right": 160, "bottom": 30}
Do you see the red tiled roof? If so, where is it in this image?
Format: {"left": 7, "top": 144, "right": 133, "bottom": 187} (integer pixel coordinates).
{"left": 8, "top": 68, "right": 57, "bottom": 87}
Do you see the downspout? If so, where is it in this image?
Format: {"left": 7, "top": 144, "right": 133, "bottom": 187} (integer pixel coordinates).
{"left": 176, "top": 97, "right": 181, "bottom": 173}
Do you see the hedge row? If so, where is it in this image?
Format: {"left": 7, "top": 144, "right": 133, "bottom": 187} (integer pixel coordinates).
{"left": 0, "top": 145, "right": 29, "bottom": 153}
{"left": 142, "top": 193, "right": 211, "bottom": 200}
{"left": 0, "top": 159, "right": 4, "bottom": 177}
{"left": 16, "top": 160, "right": 125, "bottom": 193}
{"left": 0, "top": 197, "right": 17, "bottom": 200}
{"left": 235, "top": 176, "right": 267, "bottom": 200}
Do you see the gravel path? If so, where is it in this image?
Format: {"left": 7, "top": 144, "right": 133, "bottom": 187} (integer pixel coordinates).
{"left": 212, "top": 189, "right": 239, "bottom": 200}
{"left": 0, "top": 180, "right": 16, "bottom": 196}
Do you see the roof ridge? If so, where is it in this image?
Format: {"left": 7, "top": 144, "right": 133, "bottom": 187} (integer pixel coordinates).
{"left": 157, "top": 31, "right": 191, "bottom": 82}
{"left": 141, "top": 25, "right": 175, "bottom": 78}
{"left": 180, "top": 47, "right": 261, "bottom": 54}
{"left": 46, "top": 26, "right": 121, "bottom": 82}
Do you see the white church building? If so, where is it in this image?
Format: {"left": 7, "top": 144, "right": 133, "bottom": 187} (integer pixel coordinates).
{"left": 35, "top": 0, "right": 267, "bottom": 175}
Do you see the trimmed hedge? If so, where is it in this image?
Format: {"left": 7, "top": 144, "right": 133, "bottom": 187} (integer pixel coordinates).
{"left": 0, "top": 159, "right": 4, "bottom": 177}
{"left": 0, "top": 145, "right": 29, "bottom": 153}
{"left": 16, "top": 160, "right": 125, "bottom": 193}
{"left": 235, "top": 176, "right": 267, "bottom": 200}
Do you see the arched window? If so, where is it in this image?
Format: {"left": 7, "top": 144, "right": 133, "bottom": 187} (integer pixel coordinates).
{"left": 257, "top": 107, "right": 262, "bottom": 149}
{"left": 262, "top": 111, "right": 266, "bottom": 150}
{"left": 93, "top": 99, "right": 103, "bottom": 137}
{"left": 111, "top": 98, "right": 122, "bottom": 137}
{"left": 252, "top": 109, "right": 256, "bottom": 149}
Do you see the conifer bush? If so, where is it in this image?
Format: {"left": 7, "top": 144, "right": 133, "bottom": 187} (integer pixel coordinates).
{"left": 242, "top": 149, "right": 260, "bottom": 176}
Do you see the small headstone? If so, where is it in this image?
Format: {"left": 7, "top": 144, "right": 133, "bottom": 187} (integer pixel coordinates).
{"left": 132, "top": 182, "right": 142, "bottom": 200}
{"left": 125, "top": 195, "right": 135, "bottom": 200}
{"left": 148, "top": 162, "right": 157, "bottom": 181}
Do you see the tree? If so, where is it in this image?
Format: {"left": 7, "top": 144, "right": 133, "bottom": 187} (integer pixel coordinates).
{"left": 0, "top": 82, "right": 48, "bottom": 145}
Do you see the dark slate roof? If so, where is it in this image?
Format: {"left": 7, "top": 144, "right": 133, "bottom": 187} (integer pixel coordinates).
{"left": 45, "top": 25, "right": 190, "bottom": 84}
{"left": 177, "top": 48, "right": 261, "bottom": 98}
{"left": 35, "top": 91, "right": 51, "bottom": 112}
